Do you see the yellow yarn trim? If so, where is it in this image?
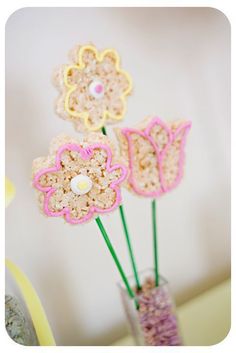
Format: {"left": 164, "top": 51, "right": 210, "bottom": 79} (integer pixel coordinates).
{"left": 63, "top": 45, "right": 132, "bottom": 131}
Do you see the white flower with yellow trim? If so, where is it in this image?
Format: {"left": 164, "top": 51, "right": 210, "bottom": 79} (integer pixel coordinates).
{"left": 53, "top": 44, "right": 132, "bottom": 132}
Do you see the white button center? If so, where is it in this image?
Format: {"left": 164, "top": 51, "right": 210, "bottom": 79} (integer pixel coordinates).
{"left": 70, "top": 175, "right": 93, "bottom": 195}
{"left": 89, "top": 80, "right": 104, "bottom": 99}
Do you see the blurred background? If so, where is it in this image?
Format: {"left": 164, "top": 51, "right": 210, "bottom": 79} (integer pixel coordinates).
{"left": 5, "top": 7, "right": 230, "bottom": 345}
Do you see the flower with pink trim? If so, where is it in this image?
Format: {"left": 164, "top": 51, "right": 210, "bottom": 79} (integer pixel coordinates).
{"left": 115, "top": 117, "right": 191, "bottom": 197}
{"left": 32, "top": 134, "right": 127, "bottom": 224}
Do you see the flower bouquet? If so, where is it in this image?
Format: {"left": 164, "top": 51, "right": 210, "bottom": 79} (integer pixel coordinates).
{"left": 32, "top": 44, "right": 191, "bottom": 346}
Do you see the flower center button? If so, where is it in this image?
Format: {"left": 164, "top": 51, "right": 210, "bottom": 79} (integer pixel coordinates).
{"left": 89, "top": 80, "right": 104, "bottom": 99}
{"left": 70, "top": 175, "right": 93, "bottom": 195}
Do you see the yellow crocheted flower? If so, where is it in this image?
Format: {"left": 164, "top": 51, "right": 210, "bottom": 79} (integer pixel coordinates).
{"left": 54, "top": 44, "right": 132, "bottom": 132}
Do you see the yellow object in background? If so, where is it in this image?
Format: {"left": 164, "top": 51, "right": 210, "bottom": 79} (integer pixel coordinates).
{"left": 5, "top": 177, "right": 16, "bottom": 207}
{"left": 6, "top": 259, "right": 56, "bottom": 346}
{"left": 178, "top": 279, "right": 231, "bottom": 345}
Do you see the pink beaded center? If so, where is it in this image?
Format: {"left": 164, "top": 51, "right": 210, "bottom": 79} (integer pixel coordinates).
{"left": 95, "top": 84, "right": 103, "bottom": 94}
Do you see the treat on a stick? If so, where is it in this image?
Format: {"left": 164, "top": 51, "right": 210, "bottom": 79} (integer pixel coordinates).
{"left": 115, "top": 117, "right": 192, "bottom": 197}
{"left": 32, "top": 134, "right": 136, "bottom": 301}
{"left": 32, "top": 133, "right": 127, "bottom": 224}
{"left": 53, "top": 44, "right": 132, "bottom": 133}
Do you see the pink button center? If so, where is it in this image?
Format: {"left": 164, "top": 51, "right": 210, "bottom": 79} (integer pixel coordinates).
{"left": 95, "top": 84, "right": 103, "bottom": 94}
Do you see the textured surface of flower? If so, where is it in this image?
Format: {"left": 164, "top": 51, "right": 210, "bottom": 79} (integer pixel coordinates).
{"left": 115, "top": 117, "right": 191, "bottom": 197}
{"left": 32, "top": 134, "right": 127, "bottom": 224}
{"left": 53, "top": 44, "right": 132, "bottom": 132}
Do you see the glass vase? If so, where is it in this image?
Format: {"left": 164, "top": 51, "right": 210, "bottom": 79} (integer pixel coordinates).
{"left": 118, "top": 269, "right": 182, "bottom": 346}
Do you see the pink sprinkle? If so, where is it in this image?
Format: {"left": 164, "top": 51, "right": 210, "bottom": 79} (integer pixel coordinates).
{"left": 95, "top": 84, "right": 103, "bottom": 94}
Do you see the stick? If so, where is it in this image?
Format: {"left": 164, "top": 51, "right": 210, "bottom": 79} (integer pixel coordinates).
{"left": 152, "top": 199, "right": 159, "bottom": 286}
{"left": 119, "top": 205, "right": 141, "bottom": 290}
{"left": 95, "top": 217, "right": 137, "bottom": 302}
{"left": 101, "top": 126, "right": 141, "bottom": 290}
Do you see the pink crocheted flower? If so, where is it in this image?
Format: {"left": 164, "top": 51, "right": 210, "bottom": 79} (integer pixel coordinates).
{"left": 32, "top": 134, "right": 127, "bottom": 224}
{"left": 116, "top": 117, "right": 191, "bottom": 197}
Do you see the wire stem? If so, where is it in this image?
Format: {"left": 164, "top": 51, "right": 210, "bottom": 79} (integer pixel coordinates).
{"left": 100, "top": 125, "right": 140, "bottom": 304}
{"left": 152, "top": 199, "right": 159, "bottom": 287}
{"left": 95, "top": 217, "right": 139, "bottom": 309}
{"left": 119, "top": 205, "right": 141, "bottom": 290}
{"left": 101, "top": 126, "right": 107, "bottom": 135}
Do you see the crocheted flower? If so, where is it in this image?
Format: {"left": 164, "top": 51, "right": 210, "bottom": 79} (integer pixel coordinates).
{"left": 115, "top": 117, "right": 191, "bottom": 197}
{"left": 53, "top": 44, "right": 132, "bottom": 132}
{"left": 32, "top": 134, "right": 127, "bottom": 224}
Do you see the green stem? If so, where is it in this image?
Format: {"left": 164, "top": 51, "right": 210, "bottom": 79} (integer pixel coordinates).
{"left": 95, "top": 217, "right": 138, "bottom": 306}
{"left": 101, "top": 126, "right": 107, "bottom": 135}
{"left": 119, "top": 205, "right": 141, "bottom": 290}
{"left": 152, "top": 199, "right": 159, "bottom": 287}
{"left": 100, "top": 126, "right": 140, "bottom": 305}
{"left": 101, "top": 125, "right": 141, "bottom": 290}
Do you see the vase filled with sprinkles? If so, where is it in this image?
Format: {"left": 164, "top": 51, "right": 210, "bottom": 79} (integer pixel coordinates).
{"left": 31, "top": 44, "right": 192, "bottom": 346}
{"left": 118, "top": 270, "right": 182, "bottom": 346}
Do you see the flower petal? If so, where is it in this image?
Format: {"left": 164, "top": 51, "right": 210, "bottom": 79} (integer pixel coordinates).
{"left": 46, "top": 189, "right": 91, "bottom": 221}
{"left": 66, "top": 88, "right": 89, "bottom": 114}
{"left": 121, "top": 129, "right": 163, "bottom": 197}
{"left": 36, "top": 170, "right": 61, "bottom": 191}
{"left": 161, "top": 122, "right": 191, "bottom": 191}
{"left": 106, "top": 97, "right": 126, "bottom": 120}
{"left": 78, "top": 45, "right": 98, "bottom": 70}
{"left": 97, "top": 49, "right": 132, "bottom": 96}
{"left": 66, "top": 87, "right": 108, "bottom": 131}
{"left": 89, "top": 187, "right": 117, "bottom": 210}
{"left": 64, "top": 65, "right": 82, "bottom": 87}
{"left": 145, "top": 117, "right": 172, "bottom": 154}
{"left": 101, "top": 49, "right": 120, "bottom": 69}
{"left": 84, "top": 109, "right": 107, "bottom": 131}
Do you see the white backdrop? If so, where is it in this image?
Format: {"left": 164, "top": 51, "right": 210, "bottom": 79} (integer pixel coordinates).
{"left": 6, "top": 8, "right": 230, "bottom": 345}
